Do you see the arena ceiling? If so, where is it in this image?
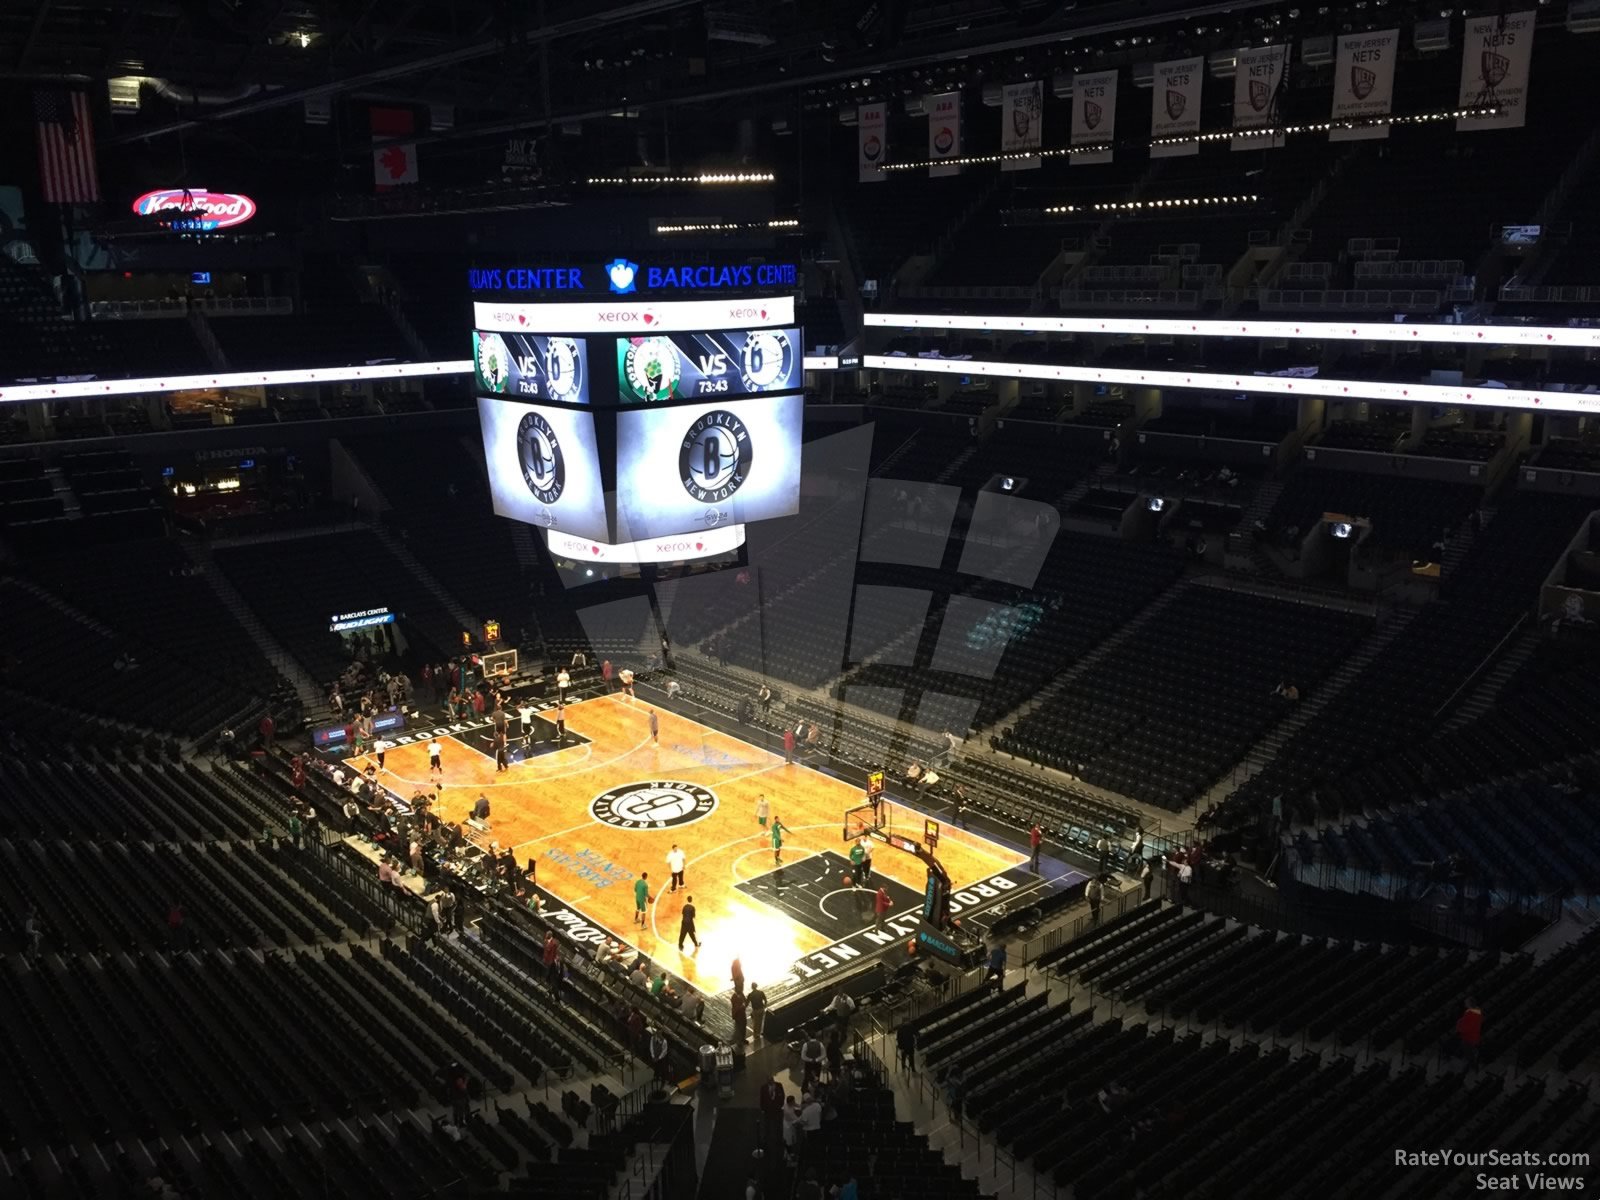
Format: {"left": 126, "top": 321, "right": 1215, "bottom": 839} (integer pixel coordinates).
{"left": 1, "top": 0, "right": 1470, "bottom": 160}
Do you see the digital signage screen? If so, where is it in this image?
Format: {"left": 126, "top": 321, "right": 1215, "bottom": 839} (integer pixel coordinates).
{"left": 473, "top": 330, "right": 589, "bottom": 403}
{"left": 614, "top": 392, "right": 803, "bottom": 541}
{"left": 614, "top": 326, "right": 802, "bottom": 403}
{"left": 476, "top": 397, "right": 608, "bottom": 542}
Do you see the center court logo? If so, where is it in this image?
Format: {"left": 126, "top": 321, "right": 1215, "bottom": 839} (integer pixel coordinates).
{"left": 680, "top": 408, "right": 753, "bottom": 504}
{"left": 591, "top": 781, "right": 718, "bottom": 829}
{"left": 517, "top": 411, "right": 565, "bottom": 506}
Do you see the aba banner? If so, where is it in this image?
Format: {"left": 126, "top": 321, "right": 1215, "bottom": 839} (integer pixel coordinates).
{"left": 614, "top": 327, "right": 801, "bottom": 404}
{"left": 473, "top": 331, "right": 590, "bottom": 403}
{"left": 1070, "top": 70, "right": 1118, "bottom": 166}
{"left": 1458, "top": 11, "right": 1535, "bottom": 131}
{"left": 927, "top": 92, "right": 963, "bottom": 177}
{"left": 1151, "top": 57, "right": 1204, "bottom": 158}
{"left": 1330, "top": 29, "right": 1398, "bottom": 142}
{"left": 1001, "top": 81, "right": 1043, "bottom": 172}
{"left": 858, "top": 103, "right": 887, "bottom": 182}
{"left": 1233, "top": 44, "right": 1289, "bottom": 150}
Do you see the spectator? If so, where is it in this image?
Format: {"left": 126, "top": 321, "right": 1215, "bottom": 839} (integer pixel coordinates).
{"left": 895, "top": 1023, "right": 916, "bottom": 1070}
{"left": 629, "top": 962, "right": 648, "bottom": 988}
{"left": 758, "top": 683, "right": 772, "bottom": 713}
{"left": 1096, "top": 834, "right": 1111, "bottom": 872}
{"left": 1177, "top": 858, "right": 1194, "bottom": 903}
{"left": 1029, "top": 821, "right": 1043, "bottom": 872}
{"left": 1087, "top": 876, "right": 1104, "bottom": 924}
{"left": 731, "top": 956, "right": 745, "bottom": 994}
{"left": 799, "top": 1092, "right": 822, "bottom": 1136}
{"left": 1140, "top": 856, "right": 1155, "bottom": 900}
{"left": 825, "top": 1028, "right": 844, "bottom": 1081}
{"left": 758, "top": 1075, "right": 786, "bottom": 1149}
{"left": 783, "top": 726, "right": 795, "bottom": 763}
{"left": 166, "top": 901, "right": 185, "bottom": 950}
{"left": 648, "top": 1028, "right": 671, "bottom": 1086}
{"left": 731, "top": 989, "right": 748, "bottom": 1043}
{"left": 985, "top": 941, "right": 1006, "bottom": 985}
{"left": 800, "top": 1032, "right": 825, "bottom": 1088}
{"left": 651, "top": 971, "right": 668, "bottom": 998}
{"left": 782, "top": 1096, "right": 801, "bottom": 1162}
{"left": 542, "top": 930, "right": 561, "bottom": 987}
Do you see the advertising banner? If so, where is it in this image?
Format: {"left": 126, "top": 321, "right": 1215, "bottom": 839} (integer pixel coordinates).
{"left": 1458, "top": 11, "right": 1535, "bottom": 130}
{"left": 1151, "top": 58, "right": 1205, "bottom": 158}
{"left": 1000, "top": 82, "right": 1043, "bottom": 171}
{"left": 1233, "top": 44, "right": 1289, "bottom": 150}
{"left": 1330, "top": 29, "right": 1398, "bottom": 141}
{"left": 927, "top": 92, "right": 963, "bottom": 177}
{"left": 1071, "top": 70, "right": 1118, "bottom": 165}
{"left": 859, "top": 104, "right": 888, "bottom": 182}
{"left": 473, "top": 331, "right": 589, "bottom": 402}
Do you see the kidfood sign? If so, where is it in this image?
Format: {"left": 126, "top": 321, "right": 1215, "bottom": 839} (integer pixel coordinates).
{"left": 131, "top": 189, "right": 257, "bottom": 230}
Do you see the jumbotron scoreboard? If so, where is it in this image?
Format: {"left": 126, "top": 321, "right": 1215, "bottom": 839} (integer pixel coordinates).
{"left": 469, "top": 258, "right": 804, "bottom": 556}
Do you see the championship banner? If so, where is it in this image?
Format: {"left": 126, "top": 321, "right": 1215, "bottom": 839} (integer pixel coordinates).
{"left": 927, "top": 92, "right": 963, "bottom": 177}
{"left": 1070, "top": 70, "right": 1118, "bottom": 166}
{"left": 1232, "top": 44, "right": 1289, "bottom": 150}
{"left": 858, "top": 104, "right": 887, "bottom": 182}
{"left": 1151, "top": 57, "right": 1204, "bottom": 158}
{"left": 1458, "top": 11, "right": 1535, "bottom": 131}
{"left": 1000, "top": 81, "right": 1043, "bottom": 171}
{"left": 1330, "top": 29, "right": 1398, "bottom": 141}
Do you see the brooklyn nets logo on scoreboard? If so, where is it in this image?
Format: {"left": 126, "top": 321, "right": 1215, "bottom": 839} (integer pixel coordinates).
{"left": 591, "top": 781, "right": 719, "bottom": 829}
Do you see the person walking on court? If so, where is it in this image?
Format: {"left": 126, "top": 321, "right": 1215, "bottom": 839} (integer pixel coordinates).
{"left": 1087, "top": 876, "right": 1104, "bottom": 924}
{"left": 783, "top": 726, "right": 795, "bottom": 763}
{"left": 517, "top": 700, "right": 535, "bottom": 747}
{"left": 874, "top": 884, "right": 893, "bottom": 929}
{"left": 374, "top": 738, "right": 390, "bottom": 771}
{"left": 748, "top": 982, "right": 767, "bottom": 1040}
{"left": 849, "top": 838, "right": 867, "bottom": 888}
{"left": 1029, "top": 822, "right": 1043, "bottom": 873}
{"left": 647, "top": 708, "right": 659, "bottom": 744}
{"left": 755, "top": 793, "right": 770, "bottom": 828}
{"left": 666, "top": 845, "right": 686, "bottom": 892}
{"left": 678, "top": 895, "right": 700, "bottom": 952}
{"left": 633, "top": 872, "right": 651, "bottom": 927}
{"left": 771, "top": 816, "right": 787, "bottom": 866}
{"left": 427, "top": 738, "right": 443, "bottom": 775}
{"left": 619, "top": 667, "right": 635, "bottom": 699}
{"left": 493, "top": 728, "right": 509, "bottom": 773}
{"left": 860, "top": 838, "right": 873, "bottom": 885}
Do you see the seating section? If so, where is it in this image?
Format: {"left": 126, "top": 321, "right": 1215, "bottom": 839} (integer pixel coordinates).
{"left": 0, "top": 749, "right": 692, "bottom": 1197}
{"left": 896, "top": 902, "right": 1600, "bottom": 1200}
{"left": 1264, "top": 467, "right": 1480, "bottom": 558}
{"left": 1221, "top": 490, "right": 1596, "bottom": 830}
{"left": 214, "top": 531, "right": 460, "bottom": 685}
{"left": 998, "top": 586, "right": 1368, "bottom": 809}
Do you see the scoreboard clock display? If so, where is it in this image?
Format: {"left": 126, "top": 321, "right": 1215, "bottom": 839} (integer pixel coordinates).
{"left": 614, "top": 326, "right": 800, "bottom": 403}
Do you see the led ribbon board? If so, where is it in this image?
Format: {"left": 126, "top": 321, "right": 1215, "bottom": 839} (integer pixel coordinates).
{"left": 474, "top": 295, "right": 795, "bottom": 336}
{"left": 544, "top": 523, "right": 746, "bottom": 565}
{"left": 863, "top": 355, "right": 1600, "bottom": 415}
{"left": 0, "top": 360, "right": 471, "bottom": 404}
{"left": 867, "top": 312, "right": 1600, "bottom": 349}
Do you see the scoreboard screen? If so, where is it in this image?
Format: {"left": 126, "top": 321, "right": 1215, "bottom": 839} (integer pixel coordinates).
{"left": 474, "top": 330, "right": 590, "bottom": 403}
{"left": 613, "top": 392, "right": 803, "bottom": 541}
{"left": 615, "top": 326, "right": 801, "bottom": 403}
{"left": 476, "top": 397, "right": 610, "bottom": 543}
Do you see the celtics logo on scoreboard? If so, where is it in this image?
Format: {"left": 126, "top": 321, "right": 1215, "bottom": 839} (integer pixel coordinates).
{"left": 591, "top": 781, "right": 719, "bottom": 829}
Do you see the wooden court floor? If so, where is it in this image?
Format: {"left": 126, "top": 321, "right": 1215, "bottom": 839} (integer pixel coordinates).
{"left": 348, "top": 694, "right": 1025, "bottom": 995}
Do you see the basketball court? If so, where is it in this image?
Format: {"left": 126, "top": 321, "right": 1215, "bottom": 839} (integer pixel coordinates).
{"left": 346, "top": 692, "right": 1034, "bottom": 995}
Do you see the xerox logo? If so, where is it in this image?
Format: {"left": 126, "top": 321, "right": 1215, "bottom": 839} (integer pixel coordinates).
{"left": 595, "top": 309, "right": 659, "bottom": 326}
{"left": 726, "top": 306, "right": 767, "bottom": 322}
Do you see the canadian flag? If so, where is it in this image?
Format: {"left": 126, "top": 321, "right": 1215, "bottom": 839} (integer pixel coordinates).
{"left": 371, "top": 106, "right": 418, "bottom": 189}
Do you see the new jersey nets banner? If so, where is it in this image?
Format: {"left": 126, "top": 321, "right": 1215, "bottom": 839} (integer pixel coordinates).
{"left": 927, "top": 92, "right": 963, "bottom": 177}
{"left": 1151, "top": 57, "right": 1204, "bottom": 158}
{"left": 1458, "top": 11, "right": 1535, "bottom": 131}
{"left": 1233, "top": 44, "right": 1289, "bottom": 150}
{"left": 1000, "top": 81, "right": 1043, "bottom": 171}
{"left": 858, "top": 103, "right": 887, "bottom": 182}
{"left": 1070, "top": 70, "right": 1118, "bottom": 165}
{"left": 1330, "top": 29, "right": 1398, "bottom": 141}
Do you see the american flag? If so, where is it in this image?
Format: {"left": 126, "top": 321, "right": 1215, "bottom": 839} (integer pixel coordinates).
{"left": 34, "top": 89, "right": 100, "bottom": 204}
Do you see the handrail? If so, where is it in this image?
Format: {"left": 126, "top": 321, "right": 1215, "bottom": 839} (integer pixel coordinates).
{"left": 1430, "top": 610, "right": 1529, "bottom": 721}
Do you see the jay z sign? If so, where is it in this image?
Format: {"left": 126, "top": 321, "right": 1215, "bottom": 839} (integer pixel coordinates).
{"left": 132, "top": 189, "right": 257, "bottom": 231}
